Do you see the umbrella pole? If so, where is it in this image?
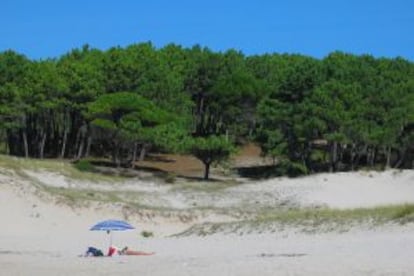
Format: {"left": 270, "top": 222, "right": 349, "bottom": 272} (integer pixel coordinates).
{"left": 110, "top": 231, "right": 113, "bottom": 248}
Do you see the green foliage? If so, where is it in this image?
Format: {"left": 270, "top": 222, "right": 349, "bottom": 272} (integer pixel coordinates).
{"left": 270, "top": 160, "right": 308, "bottom": 177}
{"left": 185, "top": 135, "right": 235, "bottom": 180}
{"left": 391, "top": 204, "right": 414, "bottom": 220}
{"left": 256, "top": 51, "right": 414, "bottom": 172}
{"left": 186, "top": 136, "right": 235, "bottom": 163}
{"left": 310, "top": 149, "right": 326, "bottom": 163}
{"left": 73, "top": 159, "right": 95, "bottom": 172}
{"left": 0, "top": 44, "right": 413, "bottom": 175}
{"left": 141, "top": 230, "right": 154, "bottom": 238}
{"left": 149, "top": 122, "right": 190, "bottom": 152}
{"left": 91, "top": 118, "right": 117, "bottom": 130}
{"left": 257, "top": 204, "right": 414, "bottom": 226}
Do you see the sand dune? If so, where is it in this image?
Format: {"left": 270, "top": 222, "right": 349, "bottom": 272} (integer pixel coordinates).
{"left": 1, "top": 167, "right": 414, "bottom": 275}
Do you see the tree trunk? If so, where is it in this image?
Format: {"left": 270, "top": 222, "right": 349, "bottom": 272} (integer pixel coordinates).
{"left": 76, "top": 137, "right": 84, "bottom": 160}
{"left": 3, "top": 131, "right": 9, "bottom": 154}
{"left": 204, "top": 162, "right": 211, "bottom": 180}
{"left": 85, "top": 136, "right": 92, "bottom": 157}
{"left": 366, "top": 146, "right": 371, "bottom": 166}
{"left": 356, "top": 144, "right": 367, "bottom": 168}
{"left": 369, "top": 147, "right": 377, "bottom": 167}
{"left": 60, "top": 129, "right": 68, "bottom": 158}
{"left": 112, "top": 142, "right": 121, "bottom": 168}
{"left": 39, "top": 132, "right": 46, "bottom": 159}
{"left": 330, "top": 141, "right": 338, "bottom": 172}
{"left": 131, "top": 142, "right": 138, "bottom": 168}
{"left": 385, "top": 146, "right": 391, "bottom": 169}
{"left": 22, "top": 130, "right": 29, "bottom": 158}
{"left": 394, "top": 149, "right": 406, "bottom": 168}
{"left": 74, "top": 129, "right": 81, "bottom": 159}
{"left": 350, "top": 143, "right": 356, "bottom": 171}
{"left": 75, "top": 123, "right": 87, "bottom": 160}
{"left": 139, "top": 143, "right": 150, "bottom": 162}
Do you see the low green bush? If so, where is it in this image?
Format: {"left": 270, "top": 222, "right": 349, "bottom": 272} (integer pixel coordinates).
{"left": 74, "top": 159, "right": 95, "bottom": 172}
{"left": 165, "top": 172, "right": 176, "bottom": 184}
{"left": 141, "top": 230, "right": 154, "bottom": 238}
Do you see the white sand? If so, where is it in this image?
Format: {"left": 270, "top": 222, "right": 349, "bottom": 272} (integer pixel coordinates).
{"left": 1, "top": 168, "right": 414, "bottom": 275}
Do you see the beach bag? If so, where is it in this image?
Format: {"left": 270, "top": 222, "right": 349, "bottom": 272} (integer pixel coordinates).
{"left": 87, "top": 246, "right": 104, "bottom": 257}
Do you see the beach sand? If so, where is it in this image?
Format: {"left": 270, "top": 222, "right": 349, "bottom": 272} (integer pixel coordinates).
{"left": 1, "top": 168, "right": 414, "bottom": 275}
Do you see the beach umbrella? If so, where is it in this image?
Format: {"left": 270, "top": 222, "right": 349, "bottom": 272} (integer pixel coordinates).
{"left": 90, "top": 219, "right": 134, "bottom": 248}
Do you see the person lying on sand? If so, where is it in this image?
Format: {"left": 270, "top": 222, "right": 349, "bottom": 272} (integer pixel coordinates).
{"left": 119, "top": 246, "right": 155, "bottom": 256}
{"left": 84, "top": 246, "right": 104, "bottom": 257}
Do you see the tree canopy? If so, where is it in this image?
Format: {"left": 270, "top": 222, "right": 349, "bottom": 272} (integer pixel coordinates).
{"left": 0, "top": 43, "right": 413, "bottom": 178}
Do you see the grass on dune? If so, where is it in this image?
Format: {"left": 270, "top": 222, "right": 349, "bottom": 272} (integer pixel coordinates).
{"left": 175, "top": 204, "right": 414, "bottom": 237}
{"left": 0, "top": 154, "right": 124, "bottom": 183}
{"left": 41, "top": 185, "right": 123, "bottom": 206}
{"left": 256, "top": 204, "right": 414, "bottom": 225}
{"left": 171, "top": 179, "right": 240, "bottom": 193}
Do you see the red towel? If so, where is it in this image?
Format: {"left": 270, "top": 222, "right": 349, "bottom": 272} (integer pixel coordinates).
{"left": 107, "top": 246, "right": 117, "bottom": 256}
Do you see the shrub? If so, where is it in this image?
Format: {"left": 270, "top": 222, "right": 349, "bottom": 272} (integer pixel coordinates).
{"left": 141, "top": 230, "right": 154, "bottom": 238}
{"left": 74, "top": 159, "right": 95, "bottom": 172}
{"left": 165, "top": 172, "right": 176, "bottom": 184}
{"left": 273, "top": 160, "right": 308, "bottom": 177}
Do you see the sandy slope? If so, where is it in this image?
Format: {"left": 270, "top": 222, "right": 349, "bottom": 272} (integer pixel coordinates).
{"left": 1, "top": 168, "right": 414, "bottom": 275}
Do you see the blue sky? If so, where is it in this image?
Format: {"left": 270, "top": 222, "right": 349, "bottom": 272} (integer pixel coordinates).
{"left": 1, "top": 0, "right": 413, "bottom": 60}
